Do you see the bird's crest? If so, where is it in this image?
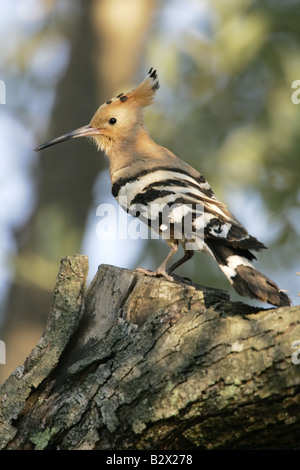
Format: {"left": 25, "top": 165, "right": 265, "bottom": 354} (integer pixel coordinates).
{"left": 128, "top": 68, "right": 160, "bottom": 107}
{"left": 104, "top": 68, "right": 160, "bottom": 110}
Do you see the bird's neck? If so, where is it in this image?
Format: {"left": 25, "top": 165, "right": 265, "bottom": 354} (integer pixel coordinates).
{"left": 106, "top": 127, "right": 165, "bottom": 184}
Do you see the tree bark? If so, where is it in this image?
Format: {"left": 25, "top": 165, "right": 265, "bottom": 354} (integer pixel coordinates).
{"left": 0, "top": 254, "right": 299, "bottom": 450}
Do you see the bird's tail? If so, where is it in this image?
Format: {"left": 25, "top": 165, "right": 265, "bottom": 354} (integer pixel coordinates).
{"left": 207, "top": 242, "right": 290, "bottom": 307}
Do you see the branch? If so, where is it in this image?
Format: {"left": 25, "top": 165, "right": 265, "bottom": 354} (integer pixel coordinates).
{"left": 0, "top": 254, "right": 299, "bottom": 450}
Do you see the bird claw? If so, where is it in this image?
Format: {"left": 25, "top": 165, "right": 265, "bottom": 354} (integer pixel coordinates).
{"left": 135, "top": 267, "right": 193, "bottom": 285}
{"left": 167, "top": 272, "right": 193, "bottom": 284}
{"left": 135, "top": 267, "right": 174, "bottom": 282}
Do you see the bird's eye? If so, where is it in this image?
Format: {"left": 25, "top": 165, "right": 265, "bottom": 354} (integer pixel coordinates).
{"left": 109, "top": 117, "right": 117, "bottom": 125}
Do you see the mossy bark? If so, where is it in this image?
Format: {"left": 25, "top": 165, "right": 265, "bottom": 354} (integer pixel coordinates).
{"left": 0, "top": 255, "right": 299, "bottom": 450}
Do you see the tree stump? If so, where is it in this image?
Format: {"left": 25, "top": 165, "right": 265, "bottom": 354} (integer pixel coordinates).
{"left": 0, "top": 254, "right": 299, "bottom": 450}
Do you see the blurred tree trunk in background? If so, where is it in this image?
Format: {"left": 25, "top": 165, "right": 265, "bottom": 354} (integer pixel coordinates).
{"left": 0, "top": 0, "right": 156, "bottom": 383}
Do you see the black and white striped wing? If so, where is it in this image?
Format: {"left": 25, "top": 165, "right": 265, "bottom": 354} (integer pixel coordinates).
{"left": 112, "top": 166, "right": 262, "bottom": 252}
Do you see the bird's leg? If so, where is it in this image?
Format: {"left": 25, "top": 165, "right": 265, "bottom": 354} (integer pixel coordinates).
{"left": 167, "top": 250, "right": 194, "bottom": 274}
{"left": 135, "top": 243, "right": 178, "bottom": 282}
{"left": 166, "top": 250, "right": 194, "bottom": 283}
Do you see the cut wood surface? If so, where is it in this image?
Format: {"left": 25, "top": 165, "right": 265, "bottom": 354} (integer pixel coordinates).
{"left": 0, "top": 254, "right": 299, "bottom": 450}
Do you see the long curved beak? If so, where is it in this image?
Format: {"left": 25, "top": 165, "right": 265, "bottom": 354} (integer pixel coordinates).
{"left": 34, "top": 125, "right": 101, "bottom": 152}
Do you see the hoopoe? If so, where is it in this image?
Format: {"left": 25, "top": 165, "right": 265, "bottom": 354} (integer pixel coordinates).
{"left": 35, "top": 68, "right": 290, "bottom": 307}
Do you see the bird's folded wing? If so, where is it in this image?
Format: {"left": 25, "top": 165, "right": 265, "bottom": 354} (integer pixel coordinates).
{"left": 114, "top": 166, "right": 265, "bottom": 251}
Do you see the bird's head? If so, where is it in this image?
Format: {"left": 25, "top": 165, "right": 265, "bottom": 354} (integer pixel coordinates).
{"left": 35, "top": 68, "right": 160, "bottom": 155}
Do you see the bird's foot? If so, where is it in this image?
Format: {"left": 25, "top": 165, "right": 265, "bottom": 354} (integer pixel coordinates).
{"left": 135, "top": 267, "right": 174, "bottom": 282}
{"left": 168, "top": 272, "right": 193, "bottom": 284}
